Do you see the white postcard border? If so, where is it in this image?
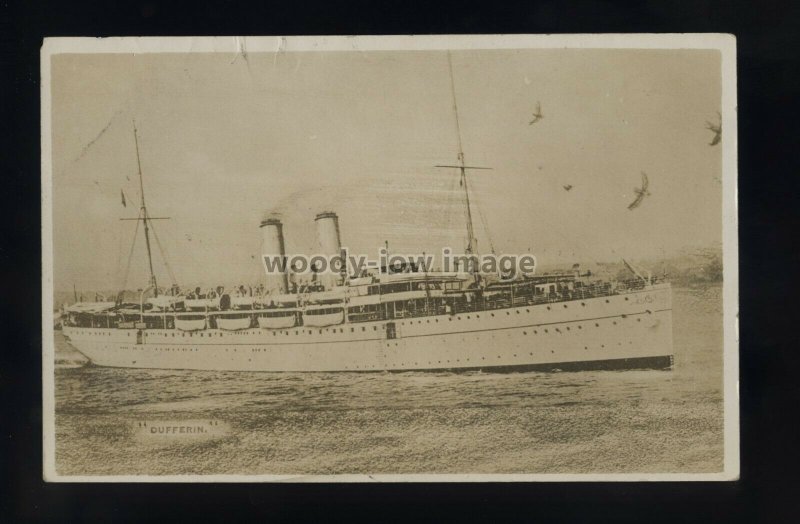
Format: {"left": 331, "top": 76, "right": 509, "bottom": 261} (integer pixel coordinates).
{"left": 41, "top": 33, "right": 739, "bottom": 483}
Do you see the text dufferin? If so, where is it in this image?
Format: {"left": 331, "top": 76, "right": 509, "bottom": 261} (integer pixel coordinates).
{"left": 149, "top": 425, "right": 207, "bottom": 434}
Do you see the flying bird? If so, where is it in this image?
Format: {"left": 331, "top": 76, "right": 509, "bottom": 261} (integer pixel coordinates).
{"left": 529, "top": 102, "right": 543, "bottom": 125}
{"left": 706, "top": 112, "right": 721, "bottom": 146}
{"left": 563, "top": 184, "right": 573, "bottom": 191}
{"left": 627, "top": 171, "right": 651, "bottom": 210}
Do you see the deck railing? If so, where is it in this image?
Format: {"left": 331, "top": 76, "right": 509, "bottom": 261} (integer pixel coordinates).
{"left": 65, "top": 277, "right": 666, "bottom": 329}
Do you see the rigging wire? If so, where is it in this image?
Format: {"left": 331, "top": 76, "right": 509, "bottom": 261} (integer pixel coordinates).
{"left": 473, "top": 188, "right": 497, "bottom": 256}
{"left": 114, "top": 209, "right": 125, "bottom": 291}
{"left": 447, "top": 169, "right": 468, "bottom": 257}
{"left": 148, "top": 218, "right": 178, "bottom": 287}
{"left": 119, "top": 208, "right": 142, "bottom": 294}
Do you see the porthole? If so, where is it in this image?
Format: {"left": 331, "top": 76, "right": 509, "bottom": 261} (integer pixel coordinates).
{"left": 563, "top": 304, "right": 567, "bottom": 308}
{"left": 624, "top": 297, "right": 629, "bottom": 301}
{"left": 595, "top": 323, "right": 599, "bottom": 327}
{"left": 546, "top": 306, "right": 551, "bottom": 310}
{"left": 605, "top": 299, "right": 610, "bottom": 303}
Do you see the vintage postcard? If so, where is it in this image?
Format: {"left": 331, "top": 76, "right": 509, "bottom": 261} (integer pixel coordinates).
{"left": 41, "top": 34, "right": 738, "bottom": 481}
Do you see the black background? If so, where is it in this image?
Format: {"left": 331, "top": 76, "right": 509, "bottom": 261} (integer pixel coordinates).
{"left": 2, "top": 0, "right": 798, "bottom": 521}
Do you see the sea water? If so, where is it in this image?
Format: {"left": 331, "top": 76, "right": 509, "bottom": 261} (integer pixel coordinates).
{"left": 53, "top": 285, "right": 724, "bottom": 475}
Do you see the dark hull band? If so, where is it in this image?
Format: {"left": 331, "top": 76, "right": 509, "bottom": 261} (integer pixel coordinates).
{"left": 80, "top": 355, "right": 673, "bottom": 374}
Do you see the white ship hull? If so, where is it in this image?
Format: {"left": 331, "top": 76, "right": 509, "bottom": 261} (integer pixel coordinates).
{"left": 62, "top": 285, "right": 673, "bottom": 372}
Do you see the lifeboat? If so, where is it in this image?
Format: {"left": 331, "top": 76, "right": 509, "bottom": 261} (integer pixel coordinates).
{"left": 302, "top": 307, "right": 344, "bottom": 327}
{"left": 257, "top": 311, "right": 297, "bottom": 329}
{"left": 64, "top": 301, "right": 116, "bottom": 314}
{"left": 216, "top": 315, "right": 252, "bottom": 331}
{"left": 175, "top": 316, "right": 206, "bottom": 331}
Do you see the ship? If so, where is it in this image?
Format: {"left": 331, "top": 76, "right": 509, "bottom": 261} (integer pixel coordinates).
{"left": 60, "top": 53, "right": 674, "bottom": 373}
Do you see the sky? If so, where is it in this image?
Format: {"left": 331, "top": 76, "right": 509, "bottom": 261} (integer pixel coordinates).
{"left": 50, "top": 48, "right": 722, "bottom": 292}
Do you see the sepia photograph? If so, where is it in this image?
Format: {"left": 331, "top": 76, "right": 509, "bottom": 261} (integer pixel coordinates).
{"left": 41, "top": 35, "right": 738, "bottom": 481}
